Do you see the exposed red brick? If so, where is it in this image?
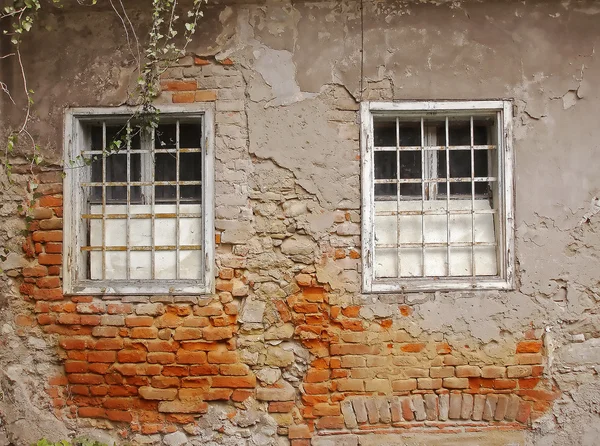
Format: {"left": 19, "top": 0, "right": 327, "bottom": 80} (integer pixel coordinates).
{"left": 32, "top": 230, "right": 62, "bottom": 242}
{"left": 516, "top": 340, "right": 543, "bottom": 353}
{"left": 211, "top": 375, "right": 256, "bottom": 388}
{"left": 161, "top": 80, "right": 197, "bottom": 91}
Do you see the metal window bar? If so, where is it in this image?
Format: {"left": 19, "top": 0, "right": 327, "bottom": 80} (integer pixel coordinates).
{"left": 373, "top": 145, "right": 495, "bottom": 152}
{"left": 82, "top": 245, "right": 201, "bottom": 251}
{"left": 376, "top": 242, "right": 496, "bottom": 248}
{"left": 445, "top": 117, "right": 450, "bottom": 276}
{"left": 470, "top": 116, "right": 476, "bottom": 277}
{"left": 82, "top": 148, "right": 201, "bottom": 155}
{"left": 176, "top": 120, "right": 181, "bottom": 280}
{"left": 125, "top": 121, "right": 131, "bottom": 280}
{"left": 375, "top": 209, "right": 496, "bottom": 217}
{"left": 420, "top": 117, "right": 425, "bottom": 277}
{"left": 101, "top": 122, "right": 107, "bottom": 280}
{"left": 150, "top": 128, "right": 156, "bottom": 280}
{"left": 396, "top": 117, "right": 401, "bottom": 278}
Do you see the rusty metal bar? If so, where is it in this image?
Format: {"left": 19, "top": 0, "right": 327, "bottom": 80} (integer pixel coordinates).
{"left": 81, "top": 245, "right": 202, "bottom": 252}
{"left": 82, "top": 213, "right": 201, "bottom": 219}
{"left": 420, "top": 117, "right": 425, "bottom": 277}
{"left": 374, "top": 177, "right": 497, "bottom": 184}
{"left": 82, "top": 147, "right": 201, "bottom": 155}
{"left": 445, "top": 116, "right": 450, "bottom": 276}
{"left": 150, "top": 127, "right": 156, "bottom": 280}
{"left": 396, "top": 116, "right": 401, "bottom": 278}
{"left": 375, "top": 209, "right": 496, "bottom": 217}
{"left": 125, "top": 121, "right": 131, "bottom": 280}
{"left": 176, "top": 120, "right": 181, "bottom": 280}
{"left": 374, "top": 144, "right": 495, "bottom": 152}
{"left": 379, "top": 242, "right": 496, "bottom": 248}
{"left": 470, "top": 116, "right": 476, "bottom": 277}
{"left": 101, "top": 121, "right": 107, "bottom": 280}
{"left": 82, "top": 180, "right": 202, "bottom": 187}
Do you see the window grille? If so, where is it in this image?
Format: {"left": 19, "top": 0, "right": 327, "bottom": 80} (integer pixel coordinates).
{"left": 361, "top": 101, "right": 514, "bottom": 293}
{"left": 63, "top": 107, "right": 214, "bottom": 295}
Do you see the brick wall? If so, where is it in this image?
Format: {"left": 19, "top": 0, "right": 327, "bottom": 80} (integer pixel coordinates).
{"left": 13, "top": 56, "right": 560, "bottom": 445}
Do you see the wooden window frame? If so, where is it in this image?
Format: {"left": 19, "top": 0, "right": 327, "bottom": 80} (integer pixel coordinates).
{"left": 63, "top": 105, "right": 215, "bottom": 295}
{"left": 360, "top": 100, "right": 515, "bottom": 293}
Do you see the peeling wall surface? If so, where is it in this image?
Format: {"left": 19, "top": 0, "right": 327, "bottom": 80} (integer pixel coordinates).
{"left": 1, "top": 0, "right": 600, "bottom": 445}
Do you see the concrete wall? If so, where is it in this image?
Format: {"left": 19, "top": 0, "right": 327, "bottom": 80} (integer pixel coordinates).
{"left": 1, "top": 0, "right": 600, "bottom": 445}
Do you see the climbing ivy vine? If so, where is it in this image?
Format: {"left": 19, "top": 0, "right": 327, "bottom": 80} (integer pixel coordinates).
{"left": 1, "top": 0, "right": 207, "bottom": 176}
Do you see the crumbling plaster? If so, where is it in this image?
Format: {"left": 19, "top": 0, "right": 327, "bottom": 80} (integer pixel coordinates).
{"left": 1, "top": 0, "right": 600, "bottom": 445}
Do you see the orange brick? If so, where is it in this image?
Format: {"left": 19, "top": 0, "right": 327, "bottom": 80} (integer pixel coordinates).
{"left": 161, "top": 80, "right": 197, "bottom": 91}
{"left": 106, "top": 410, "right": 132, "bottom": 422}
{"left": 305, "top": 369, "right": 330, "bottom": 383}
{"left": 147, "top": 352, "right": 176, "bottom": 364}
{"left": 125, "top": 316, "right": 154, "bottom": 327}
{"left": 78, "top": 407, "right": 106, "bottom": 418}
{"left": 39, "top": 196, "right": 62, "bottom": 207}
{"left": 130, "top": 327, "right": 158, "bottom": 339}
{"left": 341, "top": 306, "right": 360, "bottom": 317}
{"left": 32, "top": 230, "right": 63, "bottom": 242}
{"left": 516, "top": 340, "right": 543, "bottom": 353}
{"left": 231, "top": 389, "right": 253, "bottom": 402}
{"left": 23, "top": 265, "right": 48, "bottom": 277}
{"left": 95, "top": 338, "right": 124, "bottom": 350}
{"left": 172, "top": 92, "right": 195, "bottom": 103}
{"left": 194, "top": 56, "right": 211, "bottom": 65}
{"left": 88, "top": 351, "right": 116, "bottom": 363}
{"left": 211, "top": 375, "right": 256, "bottom": 388}
{"left": 57, "top": 313, "right": 81, "bottom": 325}
{"left": 33, "top": 288, "right": 63, "bottom": 301}
{"left": 36, "top": 277, "right": 61, "bottom": 288}
{"left": 207, "top": 350, "right": 237, "bottom": 364}
{"left": 118, "top": 350, "right": 147, "bottom": 363}
{"left": 176, "top": 350, "right": 207, "bottom": 364}
{"left": 194, "top": 90, "right": 217, "bottom": 102}
{"left": 45, "top": 242, "right": 62, "bottom": 253}
{"left": 107, "top": 304, "right": 133, "bottom": 314}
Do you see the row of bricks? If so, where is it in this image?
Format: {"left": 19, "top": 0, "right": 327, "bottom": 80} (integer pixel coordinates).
{"left": 302, "top": 378, "right": 548, "bottom": 395}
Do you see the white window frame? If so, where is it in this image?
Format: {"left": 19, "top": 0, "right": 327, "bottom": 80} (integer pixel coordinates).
{"left": 63, "top": 105, "right": 215, "bottom": 295}
{"left": 360, "top": 100, "right": 515, "bottom": 293}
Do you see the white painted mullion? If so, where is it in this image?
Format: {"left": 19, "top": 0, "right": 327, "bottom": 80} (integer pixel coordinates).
{"left": 175, "top": 120, "right": 181, "bottom": 280}
{"left": 470, "top": 116, "right": 476, "bottom": 277}
{"left": 101, "top": 122, "right": 107, "bottom": 280}
{"left": 395, "top": 117, "right": 401, "bottom": 278}
{"left": 445, "top": 117, "right": 450, "bottom": 277}
{"left": 502, "top": 102, "right": 515, "bottom": 287}
{"left": 360, "top": 103, "right": 374, "bottom": 292}
{"left": 420, "top": 118, "right": 426, "bottom": 277}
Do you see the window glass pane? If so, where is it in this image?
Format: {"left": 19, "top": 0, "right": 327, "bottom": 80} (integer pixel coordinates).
{"left": 374, "top": 151, "right": 396, "bottom": 197}
{"left": 155, "top": 124, "right": 177, "bottom": 149}
{"left": 179, "top": 123, "right": 202, "bottom": 148}
{"left": 155, "top": 153, "right": 176, "bottom": 202}
{"left": 180, "top": 152, "right": 202, "bottom": 201}
{"left": 373, "top": 119, "right": 396, "bottom": 147}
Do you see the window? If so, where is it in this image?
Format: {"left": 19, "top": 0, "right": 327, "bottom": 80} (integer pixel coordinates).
{"left": 360, "top": 101, "right": 514, "bottom": 292}
{"left": 63, "top": 106, "right": 214, "bottom": 295}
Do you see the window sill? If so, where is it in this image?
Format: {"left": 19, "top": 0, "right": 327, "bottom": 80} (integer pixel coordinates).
{"left": 66, "top": 279, "right": 214, "bottom": 296}
{"left": 364, "top": 276, "right": 514, "bottom": 293}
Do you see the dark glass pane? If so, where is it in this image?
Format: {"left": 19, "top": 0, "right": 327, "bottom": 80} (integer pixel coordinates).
{"left": 398, "top": 122, "right": 420, "bottom": 146}
{"left": 105, "top": 153, "right": 141, "bottom": 203}
{"left": 179, "top": 123, "right": 202, "bottom": 148}
{"left": 374, "top": 120, "right": 396, "bottom": 147}
{"left": 155, "top": 153, "right": 176, "bottom": 202}
{"left": 374, "top": 151, "right": 396, "bottom": 197}
{"left": 399, "top": 150, "right": 421, "bottom": 196}
{"left": 155, "top": 124, "right": 177, "bottom": 149}
{"left": 180, "top": 152, "right": 202, "bottom": 201}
